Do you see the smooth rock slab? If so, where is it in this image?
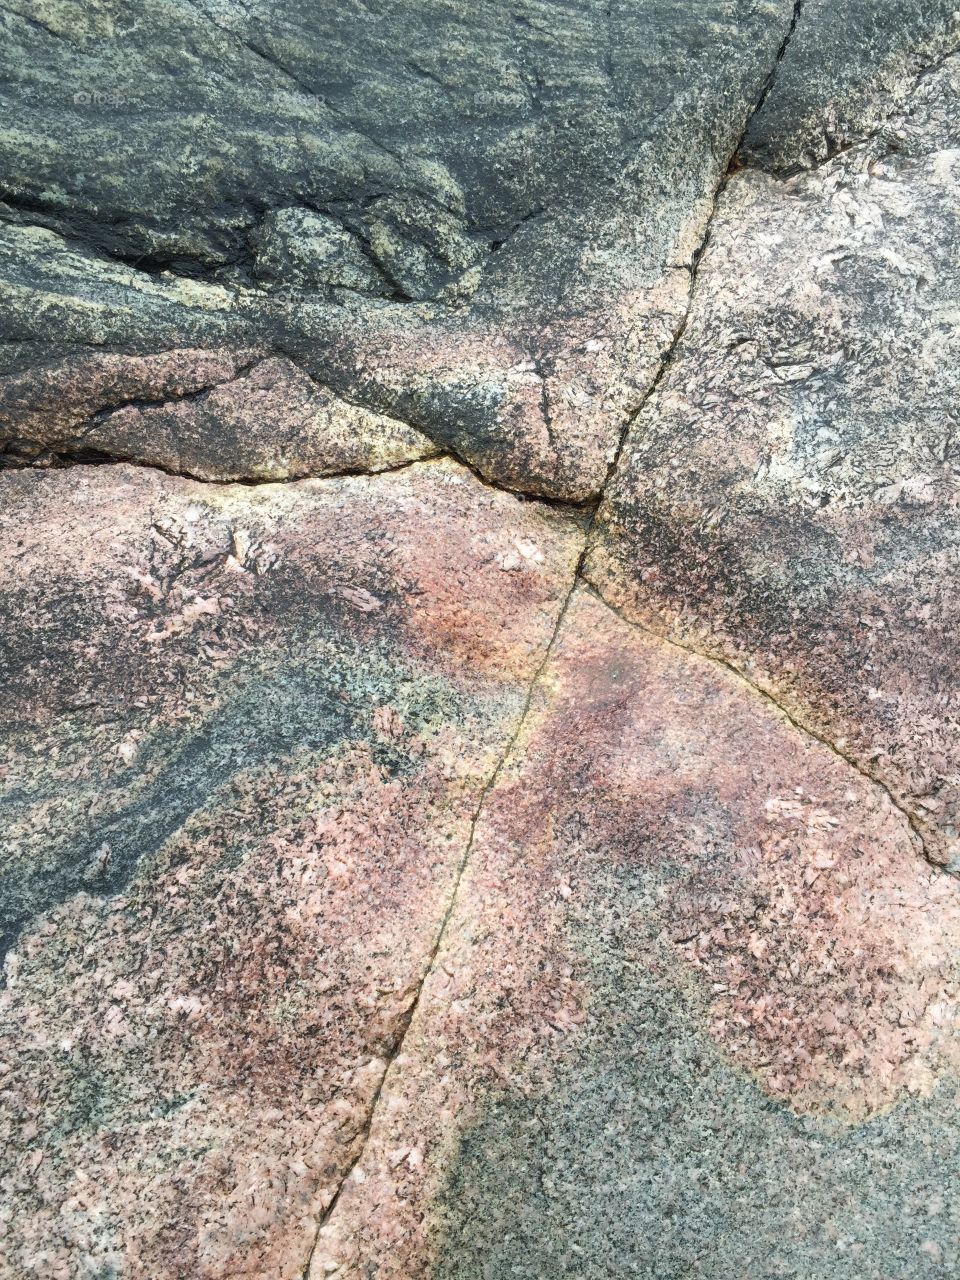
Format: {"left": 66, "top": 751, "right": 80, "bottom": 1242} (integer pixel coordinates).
{"left": 591, "top": 52, "right": 960, "bottom": 868}
{"left": 312, "top": 589, "right": 960, "bottom": 1279}
{"left": 0, "top": 459, "right": 582, "bottom": 1278}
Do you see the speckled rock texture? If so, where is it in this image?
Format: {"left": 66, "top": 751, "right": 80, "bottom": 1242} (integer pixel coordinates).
{"left": 3, "top": 3, "right": 960, "bottom": 1279}
{"left": 0, "top": 349, "right": 437, "bottom": 479}
{"left": 591, "top": 49, "right": 960, "bottom": 872}
{"left": 0, "top": 0, "right": 804, "bottom": 499}
{"left": 0, "top": 461, "right": 582, "bottom": 1277}
{"left": 310, "top": 589, "right": 960, "bottom": 1278}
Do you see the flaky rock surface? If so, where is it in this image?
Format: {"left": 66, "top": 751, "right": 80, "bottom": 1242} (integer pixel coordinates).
{"left": 2, "top": 3, "right": 960, "bottom": 1278}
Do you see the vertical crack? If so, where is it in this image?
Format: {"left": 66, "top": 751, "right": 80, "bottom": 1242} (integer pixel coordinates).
{"left": 603, "top": 1, "right": 806, "bottom": 499}
{"left": 749, "top": 1, "right": 805, "bottom": 134}
{"left": 297, "top": 7, "right": 809, "bottom": 1271}
{"left": 298, "top": 531, "right": 589, "bottom": 1278}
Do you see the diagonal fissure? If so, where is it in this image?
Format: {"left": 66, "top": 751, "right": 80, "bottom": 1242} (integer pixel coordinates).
{"left": 597, "top": 0, "right": 806, "bottom": 498}
{"left": 298, "top": 534, "right": 590, "bottom": 1278}
{"left": 580, "top": 575, "right": 945, "bottom": 875}
{"left": 297, "top": 10, "right": 814, "bottom": 1266}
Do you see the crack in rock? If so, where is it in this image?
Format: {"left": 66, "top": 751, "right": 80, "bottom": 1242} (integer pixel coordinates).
{"left": 580, "top": 577, "right": 945, "bottom": 876}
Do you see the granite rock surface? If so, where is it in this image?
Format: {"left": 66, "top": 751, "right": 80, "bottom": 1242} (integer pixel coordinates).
{"left": 2, "top": 3, "right": 960, "bottom": 1278}
{"left": 310, "top": 589, "right": 960, "bottom": 1278}
{"left": 0, "top": 460, "right": 581, "bottom": 1277}
{"left": 591, "top": 49, "right": 960, "bottom": 872}
{"left": 1, "top": 0, "right": 799, "bottom": 498}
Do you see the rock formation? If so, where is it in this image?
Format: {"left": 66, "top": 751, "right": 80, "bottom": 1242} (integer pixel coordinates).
{"left": 2, "top": 3, "right": 959, "bottom": 1277}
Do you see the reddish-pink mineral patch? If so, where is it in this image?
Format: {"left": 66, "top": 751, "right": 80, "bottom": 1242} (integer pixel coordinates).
{"left": 310, "top": 588, "right": 960, "bottom": 1277}
{"left": 0, "top": 459, "right": 582, "bottom": 1279}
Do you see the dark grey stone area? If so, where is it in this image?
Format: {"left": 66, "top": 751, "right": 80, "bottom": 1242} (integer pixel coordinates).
{"left": 745, "top": 0, "right": 959, "bottom": 172}
{"left": 0, "top": 0, "right": 803, "bottom": 497}
{"left": 436, "top": 951, "right": 960, "bottom": 1280}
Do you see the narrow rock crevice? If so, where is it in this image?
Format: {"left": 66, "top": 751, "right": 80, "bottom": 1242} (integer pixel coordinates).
{"left": 735, "top": 11, "right": 959, "bottom": 179}
{"left": 488, "top": 205, "right": 548, "bottom": 253}
{"left": 593, "top": 0, "right": 806, "bottom": 497}
{"left": 0, "top": 437, "right": 595, "bottom": 522}
{"left": 299, "top": 530, "right": 591, "bottom": 1280}
{"left": 0, "top": 356, "right": 268, "bottom": 475}
{"left": 567, "top": 0, "right": 956, "bottom": 884}
{"left": 76, "top": 352, "right": 263, "bottom": 424}
{"left": 0, "top": 195, "right": 245, "bottom": 282}
{"left": 1, "top": 357, "right": 595, "bottom": 514}
{"left": 0, "top": 442, "right": 444, "bottom": 486}
{"left": 295, "top": 15, "right": 814, "bottom": 1267}
{"left": 693, "top": 0, "right": 804, "bottom": 260}
{"left": 750, "top": 0, "right": 806, "bottom": 138}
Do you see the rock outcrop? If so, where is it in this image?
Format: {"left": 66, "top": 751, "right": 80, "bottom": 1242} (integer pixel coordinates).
{"left": 591, "top": 51, "right": 960, "bottom": 871}
{"left": 0, "top": 460, "right": 582, "bottom": 1276}
{"left": 2, "top": 3, "right": 960, "bottom": 1278}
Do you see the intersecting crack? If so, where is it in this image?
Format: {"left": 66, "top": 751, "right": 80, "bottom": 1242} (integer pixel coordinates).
{"left": 6, "top": 1, "right": 960, "bottom": 1272}
{"left": 294, "top": 8, "right": 813, "bottom": 1270}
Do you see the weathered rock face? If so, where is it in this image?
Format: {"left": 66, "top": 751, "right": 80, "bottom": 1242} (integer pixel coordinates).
{"left": 308, "top": 590, "right": 960, "bottom": 1278}
{"left": 5, "top": 2, "right": 955, "bottom": 497}
{"left": 0, "top": 460, "right": 582, "bottom": 1277}
{"left": 591, "top": 50, "right": 960, "bottom": 871}
{"left": 745, "top": 0, "right": 959, "bottom": 172}
{"left": 0, "top": 349, "right": 437, "bottom": 479}
{"left": 0, "top": 0, "right": 805, "bottom": 498}
{"left": 3, "top": 3, "right": 960, "bottom": 1279}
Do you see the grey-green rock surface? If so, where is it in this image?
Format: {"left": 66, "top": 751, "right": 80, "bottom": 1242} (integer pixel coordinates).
{"left": 745, "top": 0, "right": 959, "bottom": 171}
{"left": 3, "top": 0, "right": 805, "bottom": 497}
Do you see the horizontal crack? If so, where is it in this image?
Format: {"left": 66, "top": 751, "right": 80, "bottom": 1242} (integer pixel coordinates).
{"left": 0, "top": 196, "right": 240, "bottom": 282}
{"left": 0, "top": 445, "right": 448, "bottom": 488}
{"left": 71, "top": 352, "right": 264, "bottom": 427}
{"left": 0, "top": 440, "right": 593, "bottom": 519}
{"left": 1, "top": 356, "right": 598, "bottom": 512}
